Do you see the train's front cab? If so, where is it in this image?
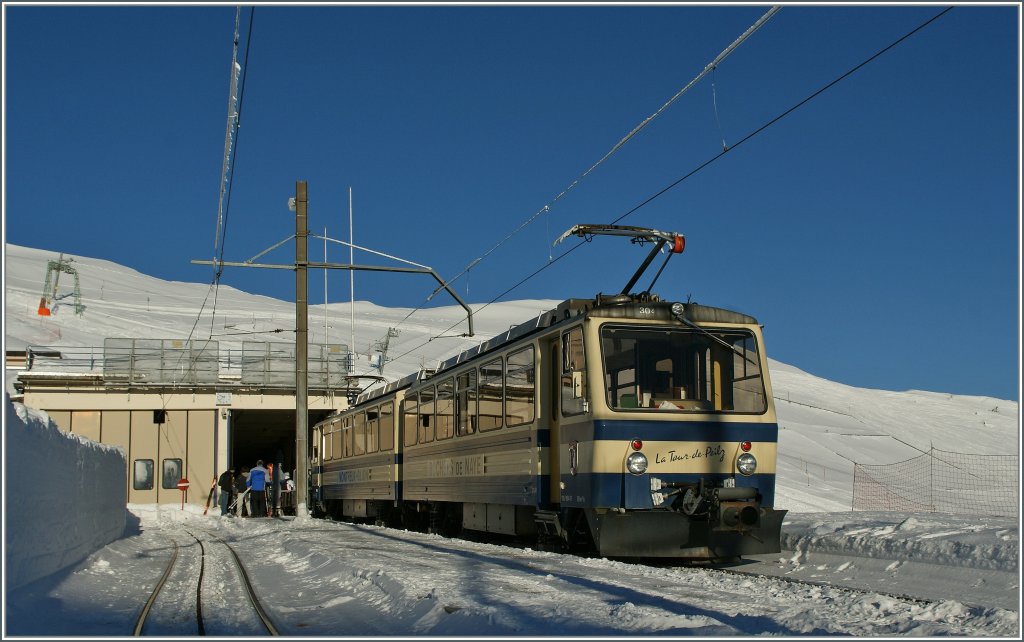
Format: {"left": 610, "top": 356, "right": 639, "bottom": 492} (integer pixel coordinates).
{"left": 549, "top": 295, "right": 786, "bottom": 559}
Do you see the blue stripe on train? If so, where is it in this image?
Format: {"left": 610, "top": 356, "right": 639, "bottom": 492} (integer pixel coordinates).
{"left": 592, "top": 419, "right": 778, "bottom": 442}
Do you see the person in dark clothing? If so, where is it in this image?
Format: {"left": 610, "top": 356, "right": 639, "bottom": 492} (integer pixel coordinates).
{"left": 247, "top": 460, "right": 269, "bottom": 518}
{"left": 234, "top": 469, "right": 249, "bottom": 517}
{"left": 217, "top": 468, "right": 236, "bottom": 516}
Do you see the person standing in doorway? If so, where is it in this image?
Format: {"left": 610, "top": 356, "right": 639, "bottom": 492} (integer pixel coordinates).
{"left": 266, "top": 463, "right": 275, "bottom": 517}
{"left": 247, "top": 460, "right": 269, "bottom": 518}
{"left": 233, "top": 469, "right": 248, "bottom": 516}
{"left": 217, "top": 467, "right": 236, "bottom": 516}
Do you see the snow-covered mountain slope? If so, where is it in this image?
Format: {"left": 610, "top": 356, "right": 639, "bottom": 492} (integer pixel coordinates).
{"left": 4, "top": 243, "right": 1018, "bottom": 513}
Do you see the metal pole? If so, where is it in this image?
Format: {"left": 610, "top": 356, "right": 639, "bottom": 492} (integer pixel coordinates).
{"left": 349, "top": 186, "right": 355, "bottom": 373}
{"left": 295, "top": 181, "right": 310, "bottom": 513}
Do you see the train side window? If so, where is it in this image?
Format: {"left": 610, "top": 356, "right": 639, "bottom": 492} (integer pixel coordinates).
{"left": 366, "top": 406, "right": 380, "bottom": 454}
{"left": 561, "top": 327, "right": 587, "bottom": 416}
{"left": 331, "top": 419, "right": 342, "bottom": 460}
{"left": 343, "top": 416, "right": 354, "bottom": 458}
{"left": 403, "top": 395, "right": 419, "bottom": 447}
{"left": 457, "top": 370, "right": 478, "bottom": 436}
{"left": 133, "top": 459, "right": 154, "bottom": 490}
{"left": 506, "top": 346, "right": 535, "bottom": 426}
{"left": 354, "top": 411, "right": 367, "bottom": 456}
{"left": 478, "top": 358, "right": 503, "bottom": 431}
{"left": 322, "top": 422, "right": 330, "bottom": 461}
{"left": 437, "top": 378, "right": 455, "bottom": 440}
{"left": 161, "top": 459, "right": 182, "bottom": 490}
{"left": 379, "top": 402, "right": 395, "bottom": 451}
{"left": 419, "top": 386, "right": 436, "bottom": 443}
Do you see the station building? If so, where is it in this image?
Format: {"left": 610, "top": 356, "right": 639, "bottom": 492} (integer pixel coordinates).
{"left": 10, "top": 339, "right": 354, "bottom": 506}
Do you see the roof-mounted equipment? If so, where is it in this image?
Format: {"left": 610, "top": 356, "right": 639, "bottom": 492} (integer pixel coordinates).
{"left": 554, "top": 224, "right": 685, "bottom": 296}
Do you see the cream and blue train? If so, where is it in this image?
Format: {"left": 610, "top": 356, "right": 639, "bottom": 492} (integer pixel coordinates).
{"left": 312, "top": 293, "right": 786, "bottom": 559}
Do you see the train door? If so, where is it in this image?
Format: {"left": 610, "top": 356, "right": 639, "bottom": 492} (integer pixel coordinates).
{"left": 546, "top": 339, "right": 561, "bottom": 506}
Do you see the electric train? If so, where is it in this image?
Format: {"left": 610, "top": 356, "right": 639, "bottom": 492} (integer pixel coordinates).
{"left": 311, "top": 225, "right": 785, "bottom": 559}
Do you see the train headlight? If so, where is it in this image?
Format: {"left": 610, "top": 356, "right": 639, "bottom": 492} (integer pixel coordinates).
{"left": 737, "top": 453, "right": 757, "bottom": 476}
{"left": 626, "top": 452, "right": 649, "bottom": 475}
{"left": 670, "top": 302, "right": 685, "bottom": 318}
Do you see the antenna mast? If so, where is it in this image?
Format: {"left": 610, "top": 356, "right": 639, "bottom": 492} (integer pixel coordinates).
{"left": 349, "top": 187, "right": 355, "bottom": 374}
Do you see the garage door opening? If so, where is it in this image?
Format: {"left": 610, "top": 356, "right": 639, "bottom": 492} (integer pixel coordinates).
{"left": 229, "top": 409, "right": 332, "bottom": 479}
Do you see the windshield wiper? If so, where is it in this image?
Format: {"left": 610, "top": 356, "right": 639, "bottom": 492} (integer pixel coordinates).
{"left": 671, "top": 309, "right": 761, "bottom": 370}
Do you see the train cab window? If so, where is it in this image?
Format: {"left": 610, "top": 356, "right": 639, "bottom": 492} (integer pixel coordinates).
{"left": 506, "top": 346, "right": 535, "bottom": 426}
{"left": 436, "top": 378, "right": 455, "bottom": 440}
{"left": 561, "top": 327, "right": 587, "bottom": 416}
{"left": 133, "top": 459, "right": 154, "bottom": 490}
{"left": 601, "top": 326, "right": 767, "bottom": 414}
{"left": 354, "top": 411, "right": 367, "bottom": 456}
{"left": 366, "top": 407, "right": 380, "bottom": 454}
{"left": 403, "top": 395, "right": 419, "bottom": 447}
{"left": 457, "top": 370, "right": 478, "bottom": 436}
{"left": 379, "top": 402, "right": 395, "bottom": 451}
{"left": 161, "top": 459, "right": 182, "bottom": 490}
{"left": 419, "top": 386, "right": 436, "bottom": 443}
{"left": 478, "top": 358, "right": 503, "bottom": 431}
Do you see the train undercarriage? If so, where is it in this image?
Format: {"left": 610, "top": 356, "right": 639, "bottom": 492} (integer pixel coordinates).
{"left": 315, "top": 497, "right": 785, "bottom": 560}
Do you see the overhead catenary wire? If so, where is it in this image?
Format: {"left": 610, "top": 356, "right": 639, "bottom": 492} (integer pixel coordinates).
{"left": 212, "top": 8, "right": 242, "bottom": 268}
{"left": 387, "top": 6, "right": 782, "bottom": 333}
{"left": 384, "top": 6, "right": 954, "bottom": 372}
{"left": 209, "top": 6, "right": 255, "bottom": 335}
{"left": 158, "top": 7, "right": 256, "bottom": 411}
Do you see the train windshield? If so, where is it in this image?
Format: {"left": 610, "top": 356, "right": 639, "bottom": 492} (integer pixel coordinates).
{"left": 601, "top": 325, "right": 767, "bottom": 413}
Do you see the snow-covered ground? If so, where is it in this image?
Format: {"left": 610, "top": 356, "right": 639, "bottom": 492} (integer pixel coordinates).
{"left": 3, "top": 501, "right": 1019, "bottom": 637}
{"left": 3, "top": 243, "right": 1021, "bottom": 636}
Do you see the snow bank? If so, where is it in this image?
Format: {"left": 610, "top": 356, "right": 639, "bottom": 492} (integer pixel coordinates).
{"left": 4, "top": 395, "right": 127, "bottom": 590}
{"left": 780, "top": 512, "right": 1019, "bottom": 572}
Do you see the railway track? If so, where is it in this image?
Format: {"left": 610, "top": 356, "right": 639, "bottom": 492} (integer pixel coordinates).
{"left": 132, "top": 528, "right": 279, "bottom": 636}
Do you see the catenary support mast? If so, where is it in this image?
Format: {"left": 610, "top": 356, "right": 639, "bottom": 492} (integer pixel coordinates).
{"left": 295, "top": 181, "right": 309, "bottom": 512}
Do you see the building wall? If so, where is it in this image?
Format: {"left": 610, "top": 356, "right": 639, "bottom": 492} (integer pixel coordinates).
{"left": 21, "top": 382, "right": 346, "bottom": 507}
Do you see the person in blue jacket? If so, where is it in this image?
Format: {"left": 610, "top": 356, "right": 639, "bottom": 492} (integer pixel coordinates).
{"left": 247, "top": 460, "right": 269, "bottom": 518}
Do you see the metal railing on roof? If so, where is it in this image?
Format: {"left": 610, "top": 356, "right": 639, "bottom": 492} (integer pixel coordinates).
{"left": 20, "top": 340, "right": 353, "bottom": 389}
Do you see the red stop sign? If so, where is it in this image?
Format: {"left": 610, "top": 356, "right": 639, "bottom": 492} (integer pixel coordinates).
{"left": 177, "top": 478, "right": 190, "bottom": 491}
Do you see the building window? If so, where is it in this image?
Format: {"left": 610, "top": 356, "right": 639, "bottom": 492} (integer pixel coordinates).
{"left": 134, "top": 459, "right": 154, "bottom": 490}
{"left": 161, "top": 458, "right": 183, "bottom": 489}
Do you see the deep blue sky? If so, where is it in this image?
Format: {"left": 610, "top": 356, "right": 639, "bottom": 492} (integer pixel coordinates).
{"left": 4, "top": 4, "right": 1020, "bottom": 401}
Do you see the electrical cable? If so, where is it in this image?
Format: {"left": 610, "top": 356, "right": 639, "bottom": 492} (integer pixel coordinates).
{"left": 158, "top": 7, "right": 256, "bottom": 408}
{"left": 384, "top": 6, "right": 954, "bottom": 372}
{"left": 386, "top": 5, "right": 781, "bottom": 337}
{"left": 208, "top": 6, "right": 255, "bottom": 338}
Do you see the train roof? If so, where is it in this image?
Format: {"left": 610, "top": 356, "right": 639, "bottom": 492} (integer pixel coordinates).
{"left": 345, "top": 294, "right": 758, "bottom": 409}
{"left": 431, "top": 294, "right": 758, "bottom": 378}
{"left": 353, "top": 370, "right": 422, "bottom": 406}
